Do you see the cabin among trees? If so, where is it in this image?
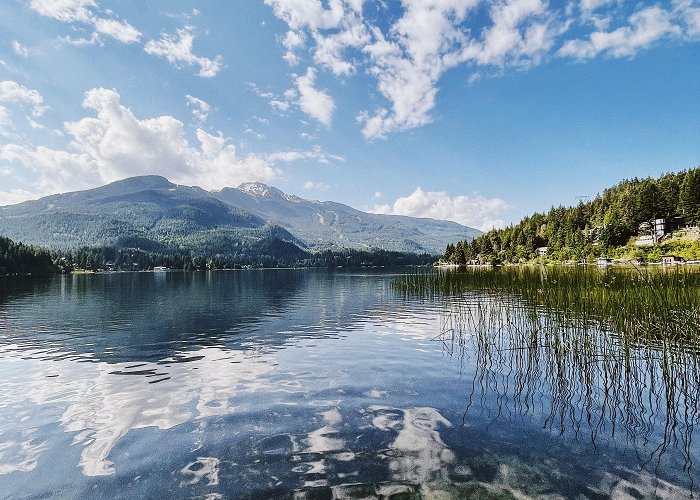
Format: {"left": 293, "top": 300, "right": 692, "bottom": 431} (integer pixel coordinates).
{"left": 443, "top": 166, "right": 700, "bottom": 265}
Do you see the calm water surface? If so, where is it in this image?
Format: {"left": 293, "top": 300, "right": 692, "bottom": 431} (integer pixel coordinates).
{"left": 0, "top": 269, "right": 698, "bottom": 499}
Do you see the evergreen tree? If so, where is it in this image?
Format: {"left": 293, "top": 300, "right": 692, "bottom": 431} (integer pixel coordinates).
{"left": 680, "top": 168, "right": 700, "bottom": 224}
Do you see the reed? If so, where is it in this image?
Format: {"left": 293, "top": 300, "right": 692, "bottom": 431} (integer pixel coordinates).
{"left": 394, "top": 265, "right": 700, "bottom": 343}
{"left": 394, "top": 265, "right": 700, "bottom": 487}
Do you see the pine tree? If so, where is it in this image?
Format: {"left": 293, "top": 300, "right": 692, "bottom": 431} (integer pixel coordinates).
{"left": 680, "top": 168, "right": 700, "bottom": 224}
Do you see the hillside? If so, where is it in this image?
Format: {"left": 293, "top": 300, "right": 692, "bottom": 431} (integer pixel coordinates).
{"left": 0, "top": 176, "right": 480, "bottom": 256}
{"left": 0, "top": 176, "right": 299, "bottom": 257}
{"left": 213, "top": 182, "right": 481, "bottom": 253}
{"left": 443, "top": 166, "right": 700, "bottom": 264}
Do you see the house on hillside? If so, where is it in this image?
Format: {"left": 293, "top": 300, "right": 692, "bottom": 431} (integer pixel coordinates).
{"left": 660, "top": 254, "right": 684, "bottom": 265}
{"left": 536, "top": 247, "right": 548, "bottom": 256}
{"left": 654, "top": 216, "right": 686, "bottom": 238}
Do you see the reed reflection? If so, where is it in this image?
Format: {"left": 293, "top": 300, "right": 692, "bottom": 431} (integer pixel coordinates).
{"left": 397, "top": 266, "right": 700, "bottom": 488}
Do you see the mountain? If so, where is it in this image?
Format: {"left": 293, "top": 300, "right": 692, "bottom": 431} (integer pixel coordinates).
{"left": 0, "top": 176, "right": 299, "bottom": 255}
{"left": 214, "top": 182, "right": 480, "bottom": 253}
{"left": 0, "top": 176, "right": 480, "bottom": 255}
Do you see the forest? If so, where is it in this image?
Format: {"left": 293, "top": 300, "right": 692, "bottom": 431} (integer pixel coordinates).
{"left": 0, "top": 234, "right": 435, "bottom": 275}
{"left": 0, "top": 236, "right": 56, "bottom": 275}
{"left": 443, "top": 166, "right": 700, "bottom": 265}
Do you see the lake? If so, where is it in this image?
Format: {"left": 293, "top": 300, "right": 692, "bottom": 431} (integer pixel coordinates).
{"left": 0, "top": 269, "right": 698, "bottom": 499}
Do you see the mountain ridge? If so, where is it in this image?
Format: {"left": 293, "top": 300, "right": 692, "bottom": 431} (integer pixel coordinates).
{"left": 0, "top": 176, "right": 481, "bottom": 254}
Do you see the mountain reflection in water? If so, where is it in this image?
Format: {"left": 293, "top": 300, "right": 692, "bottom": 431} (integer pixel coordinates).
{"left": 0, "top": 270, "right": 698, "bottom": 498}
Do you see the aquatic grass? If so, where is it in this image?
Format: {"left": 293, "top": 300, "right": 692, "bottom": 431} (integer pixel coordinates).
{"left": 394, "top": 265, "right": 700, "bottom": 488}
{"left": 394, "top": 265, "right": 700, "bottom": 343}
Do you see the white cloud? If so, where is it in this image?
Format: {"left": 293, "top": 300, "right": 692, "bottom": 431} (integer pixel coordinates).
{"left": 93, "top": 18, "right": 141, "bottom": 44}
{"left": 0, "top": 88, "right": 279, "bottom": 196}
{"left": 185, "top": 95, "right": 210, "bottom": 125}
{"left": 0, "top": 105, "right": 12, "bottom": 135}
{"left": 12, "top": 41, "right": 29, "bottom": 58}
{"left": 281, "top": 30, "right": 305, "bottom": 65}
{"left": 270, "top": 99, "right": 291, "bottom": 112}
{"left": 265, "top": 144, "right": 344, "bottom": 164}
{"left": 59, "top": 33, "right": 103, "bottom": 46}
{"left": 312, "top": 16, "right": 370, "bottom": 75}
{"left": 29, "top": 0, "right": 141, "bottom": 45}
{"left": 26, "top": 117, "right": 45, "bottom": 130}
{"left": 0, "top": 144, "right": 101, "bottom": 194}
{"left": 559, "top": 5, "right": 682, "bottom": 59}
{"left": 264, "top": 0, "right": 346, "bottom": 31}
{"left": 466, "top": 0, "right": 557, "bottom": 66}
{"left": 145, "top": 26, "right": 223, "bottom": 78}
{"left": 295, "top": 67, "right": 335, "bottom": 126}
{"left": 373, "top": 191, "right": 382, "bottom": 199}
{"left": 580, "top": 0, "right": 615, "bottom": 13}
{"left": 0, "top": 81, "right": 48, "bottom": 133}
{"left": 265, "top": 0, "right": 698, "bottom": 140}
{"left": 30, "top": 0, "right": 96, "bottom": 23}
{"left": 0, "top": 81, "right": 47, "bottom": 117}
{"left": 356, "top": 0, "right": 479, "bottom": 139}
{"left": 370, "top": 187, "right": 509, "bottom": 231}
{"left": 268, "top": 0, "right": 562, "bottom": 140}
{"left": 677, "top": 0, "right": 700, "bottom": 36}
{"left": 303, "top": 180, "right": 330, "bottom": 190}
{"left": 0, "top": 188, "right": 43, "bottom": 207}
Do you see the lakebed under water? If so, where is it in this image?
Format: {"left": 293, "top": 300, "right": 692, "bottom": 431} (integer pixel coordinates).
{"left": 0, "top": 269, "right": 698, "bottom": 499}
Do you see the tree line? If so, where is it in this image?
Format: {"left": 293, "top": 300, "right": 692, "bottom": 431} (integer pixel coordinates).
{"left": 0, "top": 236, "right": 56, "bottom": 275}
{"left": 443, "top": 166, "right": 700, "bottom": 265}
{"left": 1, "top": 234, "right": 435, "bottom": 275}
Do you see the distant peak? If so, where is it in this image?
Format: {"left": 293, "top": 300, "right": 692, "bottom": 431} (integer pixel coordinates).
{"left": 237, "top": 182, "right": 281, "bottom": 198}
{"left": 236, "top": 182, "right": 308, "bottom": 204}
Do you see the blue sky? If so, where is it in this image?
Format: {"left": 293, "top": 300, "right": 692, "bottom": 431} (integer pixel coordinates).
{"left": 0, "top": 0, "right": 698, "bottom": 231}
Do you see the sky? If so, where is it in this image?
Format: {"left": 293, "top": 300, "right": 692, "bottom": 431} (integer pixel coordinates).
{"left": 0, "top": 0, "right": 698, "bottom": 231}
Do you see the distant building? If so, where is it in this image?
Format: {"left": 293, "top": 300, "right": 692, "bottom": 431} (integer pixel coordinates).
{"left": 654, "top": 216, "right": 686, "bottom": 238}
{"left": 660, "top": 254, "right": 684, "bottom": 265}
{"left": 536, "top": 247, "right": 548, "bottom": 256}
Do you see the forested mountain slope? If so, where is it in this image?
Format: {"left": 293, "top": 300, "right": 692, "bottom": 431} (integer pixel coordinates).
{"left": 444, "top": 166, "right": 700, "bottom": 264}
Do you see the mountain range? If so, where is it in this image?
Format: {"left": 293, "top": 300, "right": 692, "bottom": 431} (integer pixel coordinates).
{"left": 0, "top": 176, "right": 480, "bottom": 255}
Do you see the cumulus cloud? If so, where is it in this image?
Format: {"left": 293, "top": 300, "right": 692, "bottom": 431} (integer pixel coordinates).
{"left": 371, "top": 187, "right": 509, "bottom": 231}
{"left": 0, "top": 144, "right": 101, "bottom": 194}
{"left": 281, "top": 30, "right": 305, "bottom": 65}
{"left": 264, "top": 0, "right": 347, "bottom": 31}
{"left": 683, "top": 2, "right": 700, "bottom": 36}
{"left": 0, "top": 88, "right": 279, "bottom": 196}
{"left": 29, "top": 0, "right": 141, "bottom": 44}
{"left": 144, "top": 26, "right": 223, "bottom": 78}
{"left": 295, "top": 67, "right": 335, "bottom": 126}
{"left": 0, "top": 81, "right": 48, "bottom": 133}
{"left": 264, "top": 0, "right": 698, "bottom": 140}
{"left": 29, "top": 0, "right": 96, "bottom": 23}
{"left": 559, "top": 5, "right": 682, "bottom": 59}
{"left": 185, "top": 94, "right": 210, "bottom": 125}
{"left": 0, "top": 81, "right": 47, "bottom": 116}
{"left": 266, "top": 0, "right": 564, "bottom": 139}
{"left": 93, "top": 18, "right": 141, "bottom": 44}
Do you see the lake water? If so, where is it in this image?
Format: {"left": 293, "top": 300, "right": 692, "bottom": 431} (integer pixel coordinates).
{"left": 0, "top": 269, "right": 698, "bottom": 499}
